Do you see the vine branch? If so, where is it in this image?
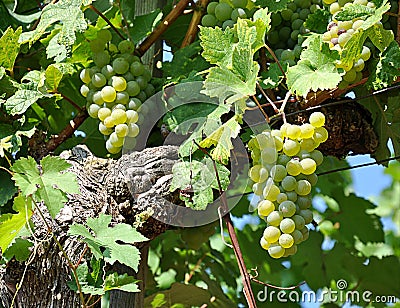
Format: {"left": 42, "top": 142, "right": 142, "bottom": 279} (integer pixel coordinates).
{"left": 136, "top": 0, "right": 192, "bottom": 56}
{"left": 181, "top": 0, "right": 210, "bottom": 48}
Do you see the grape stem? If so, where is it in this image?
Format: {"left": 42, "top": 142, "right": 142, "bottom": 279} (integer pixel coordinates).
{"left": 317, "top": 155, "right": 400, "bottom": 176}
{"left": 263, "top": 43, "right": 286, "bottom": 78}
{"left": 60, "top": 93, "right": 83, "bottom": 111}
{"left": 136, "top": 0, "right": 192, "bottom": 56}
{"left": 256, "top": 82, "right": 279, "bottom": 113}
{"left": 88, "top": 4, "right": 126, "bottom": 40}
{"left": 251, "top": 94, "right": 270, "bottom": 122}
{"left": 181, "top": 0, "right": 210, "bottom": 48}
{"left": 193, "top": 141, "right": 258, "bottom": 308}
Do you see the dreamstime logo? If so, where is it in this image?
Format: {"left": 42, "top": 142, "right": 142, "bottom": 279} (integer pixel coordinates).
{"left": 256, "top": 279, "right": 398, "bottom": 304}
{"left": 120, "top": 81, "right": 270, "bottom": 227}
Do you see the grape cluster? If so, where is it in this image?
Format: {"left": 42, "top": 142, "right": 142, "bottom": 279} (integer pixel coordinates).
{"left": 321, "top": 0, "right": 375, "bottom": 87}
{"left": 248, "top": 112, "right": 328, "bottom": 258}
{"left": 79, "top": 29, "right": 155, "bottom": 154}
{"left": 201, "top": 0, "right": 253, "bottom": 29}
{"left": 267, "top": 0, "right": 322, "bottom": 65}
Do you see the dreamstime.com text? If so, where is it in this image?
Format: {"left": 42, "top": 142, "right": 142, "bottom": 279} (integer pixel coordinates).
{"left": 256, "top": 280, "right": 399, "bottom": 304}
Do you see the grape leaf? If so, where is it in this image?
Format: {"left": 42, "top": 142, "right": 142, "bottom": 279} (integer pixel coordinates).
{"left": 0, "top": 26, "right": 22, "bottom": 71}
{"left": 304, "top": 9, "right": 330, "bottom": 33}
{"left": 245, "top": 8, "right": 271, "bottom": 52}
{"left": 255, "top": 0, "right": 292, "bottom": 12}
{"left": 261, "top": 62, "right": 284, "bottom": 89}
{"left": 0, "top": 169, "right": 16, "bottom": 207}
{"left": 46, "top": 33, "right": 68, "bottom": 62}
{"left": 18, "top": 0, "right": 87, "bottom": 48}
{"left": 68, "top": 214, "right": 148, "bottom": 271}
{"left": 287, "top": 35, "right": 341, "bottom": 96}
{"left": 45, "top": 63, "right": 75, "bottom": 92}
{"left": 5, "top": 89, "right": 44, "bottom": 115}
{"left": 354, "top": 237, "right": 394, "bottom": 259}
{"left": 334, "top": 4, "right": 375, "bottom": 21}
{"left": 368, "top": 41, "right": 400, "bottom": 90}
{"left": 129, "top": 9, "right": 163, "bottom": 45}
{"left": 200, "top": 115, "right": 242, "bottom": 164}
{"left": 361, "top": 93, "right": 400, "bottom": 164}
{"left": 104, "top": 272, "right": 140, "bottom": 292}
{"left": 0, "top": 194, "right": 33, "bottom": 252}
{"left": 2, "top": 238, "right": 33, "bottom": 262}
{"left": 170, "top": 156, "right": 230, "bottom": 210}
{"left": 11, "top": 156, "right": 80, "bottom": 218}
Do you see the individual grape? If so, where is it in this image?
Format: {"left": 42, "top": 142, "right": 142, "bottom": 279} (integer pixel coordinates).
{"left": 127, "top": 123, "right": 140, "bottom": 137}
{"left": 310, "top": 150, "right": 324, "bottom": 165}
{"left": 115, "top": 123, "right": 129, "bottom": 137}
{"left": 292, "top": 19, "right": 304, "bottom": 31}
{"left": 115, "top": 91, "right": 129, "bottom": 105}
{"left": 286, "top": 159, "right": 302, "bottom": 176}
{"left": 300, "top": 123, "right": 315, "bottom": 139}
{"left": 260, "top": 237, "right": 271, "bottom": 250}
{"left": 292, "top": 214, "right": 306, "bottom": 230}
{"left": 277, "top": 154, "right": 291, "bottom": 166}
{"left": 103, "top": 116, "right": 115, "bottom": 128}
{"left": 267, "top": 210, "right": 283, "bottom": 226}
{"left": 279, "top": 27, "right": 291, "bottom": 41}
{"left": 263, "top": 182, "right": 281, "bottom": 201}
{"left": 297, "top": 196, "right": 311, "bottom": 210}
{"left": 136, "top": 76, "right": 148, "bottom": 90}
{"left": 360, "top": 45, "right": 371, "bottom": 61}
{"left": 80, "top": 84, "right": 90, "bottom": 97}
{"left": 222, "top": 20, "right": 235, "bottom": 29}
{"left": 268, "top": 244, "right": 285, "bottom": 258}
{"left": 118, "top": 40, "right": 135, "bottom": 53}
{"left": 286, "top": 124, "right": 301, "bottom": 139}
{"left": 111, "top": 109, "right": 127, "bottom": 125}
{"left": 286, "top": 191, "right": 298, "bottom": 202}
{"left": 88, "top": 104, "right": 100, "bottom": 118}
{"left": 309, "top": 112, "right": 325, "bottom": 127}
{"left": 281, "top": 9, "right": 293, "bottom": 21}
{"left": 277, "top": 192, "right": 288, "bottom": 204}
{"left": 261, "top": 148, "right": 278, "bottom": 164}
{"left": 270, "top": 165, "right": 287, "bottom": 182}
{"left": 300, "top": 138, "right": 318, "bottom": 152}
{"left": 111, "top": 76, "right": 127, "bottom": 92}
{"left": 202, "top": 14, "right": 218, "bottom": 27}
{"left": 249, "top": 165, "right": 269, "bottom": 183}
{"left": 301, "top": 227, "right": 310, "bottom": 241}
{"left": 279, "top": 234, "right": 294, "bottom": 248}
{"left": 300, "top": 209, "right": 313, "bottom": 224}
{"left": 126, "top": 110, "right": 139, "bottom": 124}
{"left": 330, "top": 2, "right": 341, "bottom": 14}
{"left": 281, "top": 176, "right": 297, "bottom": 191}
{"left": 98, "top": 107, "right": 111, "bottom": 122}
{"left": 295, "top": 179, "right": 312, "bottom": 196}
{"left": 215, "top": 3, "right": 233, "bottom": 21}
{"left": 300, "top": 158, "right": 317, "bottom": 175}
{"left": 113, "top": 58, "right": 130, "bottom": 74}
{"left": 306, "top": 173, "right": 318, "bottom": 186}
{"left": 130, "top": 61, "right": 145, "bottom": 76}
{"left": 101, "top": 86, "right": 117, "bottom": 102}
{"left": 99, "top": 122, "right": 113, "bottom": 135}
{"left": 283, "top": 139, "right": 300, "bottom": 156}
{"left": 231, "top": 8, "right": 247, "bottom": 21}
{"left": 109, "top": 132, "right": 124, "bottom": 147}
{"left": 280, "top": 218, "right": 296, "bottom": 233}
{"left": 207, "top": 2, "right": 218, "bottom": 14}
{"left": 232, "top": 0, "right": 247, "bottom": 8}
{"left": 80, "top": 69, "right": 91, "bottom": 83}
{"left": 291, "top": 230, "right": 303, "bottom": 244}
{"left": 101, "top": 65, "right": 115, "bottom": 80}
{"left": 278, "top": 200, "right": 297, "bottom": 217}
{"left": 252, "top": 182, "right": 264, "bottom": 196}
{"left": 263, "top": 226, "right": 281, "bottom": 243}
{"left": 92, "top": 73, "right": 107, "bottom": 88}
{"left": 97, "top": 29, "right": 112, "bottom": 43}
{"left": 93, "top": 91, "right": 105, "bottom": 105}
{"left": 281, "top": 49, "right": 296, "bottom": 62}
{"left": 313, "top": 127, "right": 329, "bottom": 143}
{"left": 93, "top": 51, "right": 110, "bottom": 68}
{"left": 106, "top": 139, "right": 122, "bottom": 154}
{"left": 112, "top": 104, "right": 126, "bottom": 111}
{"left": 258, "top": 200, "right": 275, "bottom": 216}
{"left": 343, "top": 68, "right": 357, "bottom": 83}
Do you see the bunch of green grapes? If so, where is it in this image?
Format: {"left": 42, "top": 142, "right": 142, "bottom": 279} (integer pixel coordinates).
{"left": 248, "top": 112, "right": 328, "bottom": 258}
{"left": 201, "top": 0, "right": 253, "bottom": 29}
{"left": 321, "top": 0, "right": 376, "bottom": 87}
{"left": 267, "top": 0, "right": 322, "bottom": 65}
{"left": 79, "top": 29, "right": 155, "bottom": 154}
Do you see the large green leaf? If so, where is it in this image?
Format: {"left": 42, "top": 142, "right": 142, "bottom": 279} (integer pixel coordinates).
{"left": 68, "top": 214, "right": 148, "bottom": 271}
{"left": 0, "top": 194, "right": 33, "bottom": 252}
{"left": 0, "top": 26, "right": 22, "bottom": 71}
{"left": 11, "top": 156, "right": 80, "bottom": 218}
